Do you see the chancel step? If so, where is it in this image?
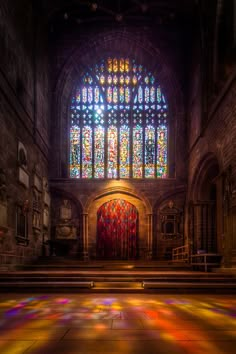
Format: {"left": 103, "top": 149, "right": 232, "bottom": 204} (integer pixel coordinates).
{"left": 0, "top": 260, "right": 236, "bottom": 293}
{"left": 0, "top": 281, "right": 94, "bottom": 289}
{"left": 143, "top": 281, "right": 236, "bottom": 290}
{"left": 93, "top": 281, "right": 143, "bottom": 289}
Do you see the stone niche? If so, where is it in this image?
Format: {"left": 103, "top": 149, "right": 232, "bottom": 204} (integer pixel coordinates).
{"left": 51, "top": 196, "right": 81, "bottom": 257}
{"left": 32, "top": 172, "right": 42, "bottom": 238}
{"left": 18, "top": 141, "right": 29, "bottom": 189}
{"left": 157, "top": 200, "right": 183, "bottom": 260}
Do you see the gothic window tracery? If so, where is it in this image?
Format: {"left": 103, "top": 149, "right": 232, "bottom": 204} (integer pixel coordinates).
{"left": 69, "top": 58, "right": 168, "bottom": 179}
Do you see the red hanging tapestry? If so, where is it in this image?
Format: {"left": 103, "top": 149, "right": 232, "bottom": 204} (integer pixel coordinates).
{"left": 97, "top": 199, "right": 138, "bottom": 260}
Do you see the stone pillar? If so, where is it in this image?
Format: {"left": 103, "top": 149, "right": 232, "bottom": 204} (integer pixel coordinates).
{"left": 147, "top": 213, "right": 153, "bottom": 259}
{"left": 82, "top": 213, "right": 89, "bottom": 260}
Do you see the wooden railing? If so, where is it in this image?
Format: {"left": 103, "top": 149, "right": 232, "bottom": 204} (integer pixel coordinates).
{"left": 190, "top": 253, "right": 222, "bottom": 272}
{"left": 172, "top": 245, "right": 189, "bottom": 263}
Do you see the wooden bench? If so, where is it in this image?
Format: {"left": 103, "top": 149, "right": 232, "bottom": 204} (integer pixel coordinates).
{"left": 190, "top": 253, "right": 222, "bottom": 272}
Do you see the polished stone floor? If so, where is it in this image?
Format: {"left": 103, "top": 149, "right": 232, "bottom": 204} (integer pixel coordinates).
{"left": 0, "top": 293, "right": 235, "bottom": 353}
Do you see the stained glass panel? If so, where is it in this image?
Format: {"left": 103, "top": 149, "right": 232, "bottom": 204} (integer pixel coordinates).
{"left": 125, "top": 59, "right": 129, "bottom": 72}
{"left": 82, "top": 126, "right": 92, "bottom": 178}
{"left": 94, "top": 86, "right": 100, "bottom": 103}
{"left": 94, "top": 126, "right": 105, "bottom": 178}
{"left": 133, "top": 126, "right": 143, "bottom": 178}
{"left": 107, "top": 87, "right": 112, "bottom": 103}
{"left": 82, "top": 87, "right": 87, "bottom": 103}
{"left": 157, "top": 125, "right": 168, "bottom": 178}
{"left": 88, "top": 87, "right": 93, "bottom": 103}
{"left": 120, "top": 126, "right": 130, "bottom": 178}
{"left": 107, "top": 126, "right": 118, "bottom": 178}
{"left": 138, "top": 87, "right": 143, "bottom": 103}
{"left": 113, "top": 87, "right": 118, "bottom": 103}
{"left": 70, "top": 126, "right": 80, "bottom": 178}
{"left": 120, "top": 58, "right": 125, "bottom": 72}
{"left": 145, "top": 87, "right": 149, "bottom": 103}
{"left": 120, "top": 87, "right": 125, "bottom": 103}
{"left": 145, "top": 126, "right": 155, "bottom": 178}
{"left": 108, "top": 58, "right": 112, "bottom": 72}
{"left": 125, "top": 87, "right": 130, "bottom": 103}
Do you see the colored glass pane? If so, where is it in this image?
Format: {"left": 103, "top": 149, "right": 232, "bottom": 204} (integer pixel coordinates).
{"left": 70, "top": 126, "right": 80, "bottom": 177}
{"left": 133, "top": 75, "right": 137, "bottom": 85}
{"left": 94, "top": 86, "right": 100, "bottom": 103}
{"left": 107, "top": 87, "right": 112, "bottom": 103}
{"left": 82, "top": 87, "right": 87, "bottom": 103}
{"left": 107, "top": 58, "right": 112, "bottom": 72}
{"left": 107, "top": 126, "right": 118, "bottom": 178}
{"left": 145, "top": 87, "right": 149, "bottom": 103}
{"left": 125, "top": 59, "right": 129, "bottom": 72}
{"left": 107, "top": 75, "right": 112, "bottom": 84}
{"left": 88, "top": 87, "right": 93, "bottom": 103}
{"left": 82, "top": 126, "right": 92, "bottom": 178}
{"left": 113, "top": 58, "right": 118, "bottom": 72}
{"left": 125, "top": 87, "right": 130, "bottom": 103}
{"left": 113, "top": 75, "right": 118, "bottom": 85}
{"left": 76, "top": 90, "right": 81, "bottom": 102}
{"left": 88, "top": 76, "right": 93, "bottom": 84}
{"left": 94, "top": 126, "right": 105, "bottom": 178}
{"left": 144, "top": 76, "right": 149, "bottom": 84}
{"left": 120, "top": 87, "right": 125, "bottom": 103}
{"left": 113, "top": 87, "right": 118, "bottom": 103}
{"left": 125, "top": 75, "right": 130, "bottom": 85}
{"left": 138, "top": 87, "right": 143, "bottom": 103}
{"left": 145, "top": 126, "right": 155, "bottom": 178}
{"left": 100, "top": 75, "right": 105, "bottom": 85}
{"left": 133, "top": 126, "right": 143, "bottom": 178}
{"left": 120, "top": 75, "right": 124, "bottom": 84}
{"left": 120, "top": 126, "right": 130, "bottom": 178}
{"left": 120, "top": 58, "right": 125, "bottom": 72}
{"left": 157, "top": 125, "right": 168, "bottom": 178}
{"left": 150, "top": 87, "right": 155, "bottom": 103}
{"left": 157, "top": 86, "right": 162, "bottom": 102}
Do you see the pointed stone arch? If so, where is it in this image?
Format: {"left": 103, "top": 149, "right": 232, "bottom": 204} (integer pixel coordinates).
{"left": 188, "top": 153, "right": 221, "bottom": 254}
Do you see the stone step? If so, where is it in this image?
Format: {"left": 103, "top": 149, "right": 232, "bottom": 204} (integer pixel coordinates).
{"left": 0, "top": 280, "right": 236, "bottom": 293}
{"left": 1, "top": 275, "right": 236, "bottom": 283}
{"left": 143, "top": 281, "right": 236, "bottom": 290}
{"left": 93, "top": 281, "right": 142, "bottom": 289}
{"left": 0, "top": 281, "right": 94, "bottom": 289}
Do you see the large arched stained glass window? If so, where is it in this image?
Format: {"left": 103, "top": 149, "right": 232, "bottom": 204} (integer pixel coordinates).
{"left": 70, "top": 58, "right": 168, "bottom": 179}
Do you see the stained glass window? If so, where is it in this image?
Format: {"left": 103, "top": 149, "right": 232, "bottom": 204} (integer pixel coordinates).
{"left": 69, "top": 58, "right": 168, "bottom": 179}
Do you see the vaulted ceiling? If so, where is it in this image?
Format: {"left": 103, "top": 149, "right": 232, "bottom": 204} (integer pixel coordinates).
{"left": 38, "top": 0, "right": 197, "bottom": 31}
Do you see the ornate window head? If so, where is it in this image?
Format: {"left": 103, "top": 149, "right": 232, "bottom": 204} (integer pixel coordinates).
{"left": 69, "top": 58, "right": 168, "bottom": 179}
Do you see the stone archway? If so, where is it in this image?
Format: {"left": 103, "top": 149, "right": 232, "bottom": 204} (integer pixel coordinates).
{"left": 189, "top": 155, "right": 220, "bottom": 254}
{"left": 96, "top": 199, "right": 138, "bottom": 260}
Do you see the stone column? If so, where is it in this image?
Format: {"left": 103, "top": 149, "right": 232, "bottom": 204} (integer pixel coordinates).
{"left": 82, "top": 213, "right": 89, "bottom": 260}
{"left": 147, "top": 213, "right": 153, "bottom": 259}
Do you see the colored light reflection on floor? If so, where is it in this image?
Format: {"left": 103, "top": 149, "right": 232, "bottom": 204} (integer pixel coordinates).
{"left": 0, "top": 294, "right": 235, "bottom": 353}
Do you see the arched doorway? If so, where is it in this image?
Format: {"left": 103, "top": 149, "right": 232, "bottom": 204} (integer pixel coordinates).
{"left": 189, "top": 156, "right": 220, "bottom": 254}
{"left": 96, "top": 199, "right": 138, "bottom": 260}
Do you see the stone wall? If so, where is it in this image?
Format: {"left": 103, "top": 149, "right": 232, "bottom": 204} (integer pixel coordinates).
{"left": 187, "top": 10, "right": 236, "bottom": 266}
{"left": 0, "top": 1, "right": 50, "bottom": 269}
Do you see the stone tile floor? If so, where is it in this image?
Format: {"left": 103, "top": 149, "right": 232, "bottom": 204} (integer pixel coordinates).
{"left": 0, "top": 293, "right": 235, "bottom": 353}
